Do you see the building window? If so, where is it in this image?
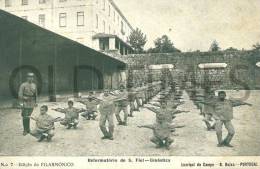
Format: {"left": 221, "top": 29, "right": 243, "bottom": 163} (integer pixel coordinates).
{"left": 103, "top": 20, "right": 105, "bottom": 33}
{"left": 102, "top": 0, "right": 105, "bottom": 10}
{"left": 59, "top": 13, "right": 67, "bottom": 27}
{"left": 39, "top": 0, "right": 46, "bottom": 4}
{"left": 96, "top": 14, "right": 99, "bottom": 29}
{"left": 22, "top": 0, "right": 28, "bottom": 5}
{"left": 77, "top": 12, "right": 84, "bottom": 26}
{"left": 121, "top": 21, "right": 126, "bottom": 35}
{"left": 121, "top": 21, "right": 124, "bottom": 34}
{"left": 5, "top": 0, "right": 11, "bottom": 7}
{"left": 113, "top": 11, "right": 115, "bottom": 21}
{"left": 108, "top": 5, "right": 111, "bottom": 16}
{"left": 38, "top": 14, "right": 45, "bottom": 27}
{"left": 21, "top": 16, "right": 28, "bottom": 20}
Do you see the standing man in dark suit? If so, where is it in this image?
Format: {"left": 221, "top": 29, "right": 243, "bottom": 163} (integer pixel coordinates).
{"left": 18, "top": 72, "right": 38, "bottom": 136}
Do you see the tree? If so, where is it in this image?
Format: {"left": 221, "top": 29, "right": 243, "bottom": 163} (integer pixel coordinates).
{"left": 252, "top": 42, "right": 260, "bottom": 51}
{"left": 209, "top": 40, "right": 221, "bottom": 52}
{"left": 128, "top": 28, "right": 147, "bottom": 54}
{"left": 147, "top": 35, "right": 181, "bottom": 53}
{"left": 225, "top": 47, "right": 239, "bottom": 52}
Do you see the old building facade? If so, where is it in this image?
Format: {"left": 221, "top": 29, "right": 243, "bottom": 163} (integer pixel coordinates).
{"left": 0, "top": 9, "right": 127, "bottom": 101}
{"left": 0, "top": 0, "right": 133, "bottom": 55}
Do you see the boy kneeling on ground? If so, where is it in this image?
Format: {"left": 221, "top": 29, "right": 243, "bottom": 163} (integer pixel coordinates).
{"left": 53, "top": 101, "right": 84, "bottom": 129}
{"left": 30, "top": 105, "right": 61, "bottom": 142}
{"left": 138, "top": 113, "right": 176, "bottom": 150}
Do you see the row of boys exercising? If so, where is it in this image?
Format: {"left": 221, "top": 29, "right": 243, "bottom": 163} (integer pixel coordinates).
{"left": 28, "top": 86, "right": 188, "bottom": 150}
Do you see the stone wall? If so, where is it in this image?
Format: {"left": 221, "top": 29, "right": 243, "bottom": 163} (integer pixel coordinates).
{"left": 125, "top": 50, "right": 260, "bottom": 90}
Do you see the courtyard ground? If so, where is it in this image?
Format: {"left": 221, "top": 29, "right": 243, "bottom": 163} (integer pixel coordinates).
{"left": 0, "top": 90, "right": 259, "bottom": 156}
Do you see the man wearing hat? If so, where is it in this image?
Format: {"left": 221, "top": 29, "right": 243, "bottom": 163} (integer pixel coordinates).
{"left": 18, "top": 72, "right": 38, "bottom": 136}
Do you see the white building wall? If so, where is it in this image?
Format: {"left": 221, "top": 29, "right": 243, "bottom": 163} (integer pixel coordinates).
{"left": 52, "top": 4, "right": 94, "bottom": 47}
{"left": 0, "top": 0, "right": 133, "bottom": 50}
{"left": 92, "top": 0, "right": 132, "bottom": 43}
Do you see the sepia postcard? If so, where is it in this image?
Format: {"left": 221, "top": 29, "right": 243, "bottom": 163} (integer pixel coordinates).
{"left": 0, "top": 0, "right": 260, "bottom": 168}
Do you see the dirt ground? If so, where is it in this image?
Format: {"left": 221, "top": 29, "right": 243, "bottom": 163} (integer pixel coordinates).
{"left": 0, "top": 90, "right": 259, "bottom": 156}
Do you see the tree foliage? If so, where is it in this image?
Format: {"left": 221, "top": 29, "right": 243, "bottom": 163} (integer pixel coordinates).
{"left": 128, "top": 28, "right": 147, "bottom": 54}
{"left": 209, "top": 40, "right": 221, "bottom": 52}
{"left": 224, "top": 47, "right": 239, "bottom": 52}
{"left": 252, "top": 42, "right": 260, "bottom": 51}
{"left": 147, "top": 35, "right": 181, "bottom": 53}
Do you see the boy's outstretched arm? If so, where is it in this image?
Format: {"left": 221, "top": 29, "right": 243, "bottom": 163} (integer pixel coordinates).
{"left": 170, "top": 124, "right": 185, "bottom": 129}
{"left": 175, "top": 101, "right": 185, "bottom": 106}
{"left": 144, "top": 106, "right": 160, "bottom": 114}
{"left": 51, "top": 117, "right": 63, "bottom": 122}
{"left": 149, "top": 102, "right": 161, "bottom": 107}
{"left": 30, "top": 116, "right": 37, "bottom": 121}
{"left": 152, "top": 99, "right": 161, "bottom": 102}
{"left": 77, "top": 100, "right": 87, "bottom": 105}
{"left": 113, "top": 94, "right": 128, "bottom": 102}
{"left": 108, "top": 91, "right": 116, "bottom": 95}
{"left": 174, "top": 97, "right": 184, "bottom": 100}
{"left": 93, "top": 97, "right": 103, "bottom": 102}
{"left": 52, "top": 108, "right": 66, "bottom": 113}
{"left": 138, "top": 124, "right": 154, "bottom": 130}
{"left": 231, "top": 99, "right": 252, "bottom": 107}
{"left": 197, "top": 100, "right": 214, "bottom": 106}
{"left": 173, "top": 110, "right": 189, "bottom": 115}
{"left": 77, "top": 108, "right": 86, "bottom": 113}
